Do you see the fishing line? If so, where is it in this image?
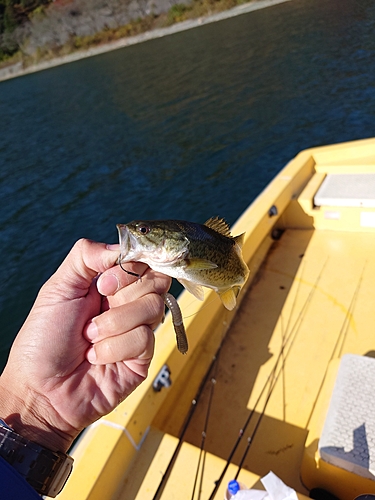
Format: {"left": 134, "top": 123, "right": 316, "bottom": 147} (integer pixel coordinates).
{"left": 207, "top": 258, "right": 327, "bottom": 499}
{"left": 304, "top": 261, "right": 366, "bottom": 429}
{"left": 336, "top": 261, "right": 366, "bottom": 358}
{"left": 182, "top": 295, "right": 220, "bottom": 320}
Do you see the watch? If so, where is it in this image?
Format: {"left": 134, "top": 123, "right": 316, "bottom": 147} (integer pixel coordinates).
{"left": 0, "top": 419, "right": 73, "bottom": 497}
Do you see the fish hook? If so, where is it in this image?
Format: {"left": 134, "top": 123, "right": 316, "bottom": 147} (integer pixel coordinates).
{"left": 118, "top": 260, "right": 142, "bottom": 280}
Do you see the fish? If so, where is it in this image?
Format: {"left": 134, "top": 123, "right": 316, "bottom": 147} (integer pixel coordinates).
{"left": 116, "top": 217, "right": 249, "bottom": 311}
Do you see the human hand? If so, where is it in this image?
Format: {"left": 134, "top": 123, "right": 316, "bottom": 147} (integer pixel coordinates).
{"left": 0, "top": 239, "right": 171, "bottom": 453}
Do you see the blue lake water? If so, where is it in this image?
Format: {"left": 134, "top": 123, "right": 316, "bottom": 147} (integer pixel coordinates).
{"left": 0, "top": 0, "right": 375, "bottom": 369}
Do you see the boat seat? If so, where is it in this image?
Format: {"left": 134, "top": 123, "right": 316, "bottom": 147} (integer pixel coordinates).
{"left": 318, "top": 354, "right": 375, "bottom": 480}
{"left": 314, "top": 174, "right": 375, "bottom": 208}
{"left": 301, "top": 355, "right": 375, "bottom": 499}
{"left": 296, "top": 172, "right": 375, "bottom": 231}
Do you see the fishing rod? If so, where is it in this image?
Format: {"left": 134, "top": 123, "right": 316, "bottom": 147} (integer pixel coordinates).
{"left": 234, "top": 300, "right": 307, "bottom": 480}
{"left": 191, "top": 349, "right": 221, "bottom": 500}
{"left": 234, "top": 375, "right": 278, "bottom": 480}
{"left": 152, "top": 348, "right": 222, "bottom": 500}
{"left": 232, "top": 258, "right": 329, "bottom": 484}
{"left": 206, "top": 354, "right": 281, "bottom": 500}
{"left": 207, "top": 258, "right": 328, "bottom": 499}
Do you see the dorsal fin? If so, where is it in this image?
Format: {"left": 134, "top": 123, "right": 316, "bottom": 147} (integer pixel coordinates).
{"left": 204, "top": 216, "right": 232, "bottom": 237}
{"left": 234, "top": 232, "right": 245, "bottom": 248}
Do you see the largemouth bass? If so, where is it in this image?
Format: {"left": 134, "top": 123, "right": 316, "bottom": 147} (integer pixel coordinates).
{"left": 116, "top": 217, "right": 249, "bottom": 311}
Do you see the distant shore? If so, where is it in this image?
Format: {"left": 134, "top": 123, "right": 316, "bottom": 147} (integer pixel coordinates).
{"left": 0, "top": 0, "right": 290, "bottom": 83}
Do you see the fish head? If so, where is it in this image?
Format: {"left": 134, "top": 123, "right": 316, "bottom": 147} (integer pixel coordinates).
{"left": 116, "top": 220, "right": 190, "bottom": 266}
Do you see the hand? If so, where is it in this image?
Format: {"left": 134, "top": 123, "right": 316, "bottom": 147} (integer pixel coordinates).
{"left": 0, "top": 239, "right": 171, "bottom": 453}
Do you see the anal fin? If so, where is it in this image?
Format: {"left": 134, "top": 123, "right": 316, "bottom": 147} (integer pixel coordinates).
{"left": 218, "top": 287, "right": 238, "bottom": 310}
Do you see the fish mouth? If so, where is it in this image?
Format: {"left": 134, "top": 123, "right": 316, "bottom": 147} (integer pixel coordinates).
{"left": 116, "top": 224, "right": 132, "bottom": 264}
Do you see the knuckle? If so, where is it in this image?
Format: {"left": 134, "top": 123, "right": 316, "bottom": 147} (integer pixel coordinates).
{"left": 144, "top": 293, "right": 165, "bottom": 320}
{"left": 73, "top": 238, "right": 90, "bottom": 252}
{"left": 134, "top": 324, "right": 150, "bottom": 343}
{"left": 100, "top": 340, "right": 117, "bottom": 362}
{"left": 70, "top": 238, "right": 95, "bottom": 269}
{"left": 134, "top": 325, "right": 155, "bottom": 355}
{"left": 100, "top": 314, "right": 119, "bottom": 337}
{"left": 146, "top": 270, "right": 172, "bottom": 294}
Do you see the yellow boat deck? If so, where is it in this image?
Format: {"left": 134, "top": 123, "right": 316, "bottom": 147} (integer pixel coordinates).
{"left": 58, "top": 139, "right": 375, "bottom": 500}
{"left": 117, "top": 227, "right": 375, "bottom": 499}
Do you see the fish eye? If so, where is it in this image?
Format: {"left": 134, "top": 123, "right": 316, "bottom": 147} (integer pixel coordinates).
{"left": 137, "top": 224, "right": 150, "bottom": 235}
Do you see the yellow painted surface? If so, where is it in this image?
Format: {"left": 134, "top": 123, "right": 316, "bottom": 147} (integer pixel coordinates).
{"left": 58, "top": 424, "right": 139, "bottom": 500}
{"left": 172, "top": 228, "right": 375, "bottom": 498}
{"left": 118, "top": 427, "right": 311, "bottom": 500}
{"left": 58, "top": 138, "right": 375, "bottom": 500}
{"left": 297, "top": 171, "right": 326, "bottom": 214}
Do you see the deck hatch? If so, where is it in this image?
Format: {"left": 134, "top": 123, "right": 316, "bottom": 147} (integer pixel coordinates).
{"left": 314, "top": 174, "right": 375, "bottom": 208}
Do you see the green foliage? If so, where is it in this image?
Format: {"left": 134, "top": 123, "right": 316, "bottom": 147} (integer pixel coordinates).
{"left": 3, "top": 4, "right": 17, "bottom": 32}
{"left": 167, "top": 3, "right": 191, "bottom": 23}
{"left": 73, "top": 15, "right": 157, "bottom": 51}
{"left": 29, "top": 5, "right": 46, "bottom": 19}
{"left": 0, "top": 0, "right": 256, "bottom": 67}
{"left": 0, "top": 0, "right": 52, "bottom": 62}
{"left": 0, "top": 0, "right": 51, "bottom": 34}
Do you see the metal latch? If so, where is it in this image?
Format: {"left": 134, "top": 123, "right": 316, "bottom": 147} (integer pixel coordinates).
{"left": 153, "top": 364, "right": 172, "bottom": 392}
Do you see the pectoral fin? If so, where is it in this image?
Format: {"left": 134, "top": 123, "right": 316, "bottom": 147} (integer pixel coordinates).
{"left": 218, "top": 286, "right": 241, "bottom": 310}
{"left": 186, "top": 258, "right": 218, "bottom": 270}
{"left": 178, "top": 279, "right": 205, "bottom": 301}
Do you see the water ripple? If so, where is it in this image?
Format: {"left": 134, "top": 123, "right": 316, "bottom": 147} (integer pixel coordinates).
{"left": 0, "top": 0, "right": 375, "bottom": 367}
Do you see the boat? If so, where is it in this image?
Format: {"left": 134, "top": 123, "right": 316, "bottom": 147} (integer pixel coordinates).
{"left": 58, "top": 137, "right": 375, "bottom": 500}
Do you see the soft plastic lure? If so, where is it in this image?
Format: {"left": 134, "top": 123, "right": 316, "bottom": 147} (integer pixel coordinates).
{"left": 161, "top": 292, "right": 188, "bottom": 355}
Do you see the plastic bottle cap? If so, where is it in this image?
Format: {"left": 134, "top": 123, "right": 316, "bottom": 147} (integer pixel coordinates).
{"left": 228, "top": 480, "right": 240, "bottom": 495}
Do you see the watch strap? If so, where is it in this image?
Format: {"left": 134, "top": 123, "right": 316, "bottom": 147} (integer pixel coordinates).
{"left": 0, "top": 420, "right": 73, "bottom": 497}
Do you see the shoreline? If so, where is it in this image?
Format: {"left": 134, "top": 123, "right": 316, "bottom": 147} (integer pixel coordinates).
{"left": 0, "top": 0, "right": 291, "bottom": 83}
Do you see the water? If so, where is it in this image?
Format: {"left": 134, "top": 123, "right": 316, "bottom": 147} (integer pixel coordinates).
{"left": 0, "top": 0, "right": 374, "bottom": 370}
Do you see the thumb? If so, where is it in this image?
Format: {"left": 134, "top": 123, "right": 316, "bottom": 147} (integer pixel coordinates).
{"left": 48, "top": 239, "right": 119, "bottom": 297}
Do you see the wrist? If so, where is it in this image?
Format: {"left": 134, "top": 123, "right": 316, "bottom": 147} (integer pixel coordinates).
{"left": 0, "top": 378, "right": 74, "bottom": 453}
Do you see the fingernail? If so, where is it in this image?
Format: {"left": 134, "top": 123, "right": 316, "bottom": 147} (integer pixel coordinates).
{"left": 85, "top": 320, "right": 98, "bottom": 341}
{"left": 97, "top": 273, "right": 120, "bottom": 296}
{"left": 106, "top": 244, "right": 119, "bottom": 251}
{"left": 87, "top": 346, "right": 97, "bottom": 364}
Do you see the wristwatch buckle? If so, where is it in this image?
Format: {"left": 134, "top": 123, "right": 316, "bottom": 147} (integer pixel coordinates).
{"left": 46, "top": 454, "right": 74, "bottom": 497}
